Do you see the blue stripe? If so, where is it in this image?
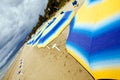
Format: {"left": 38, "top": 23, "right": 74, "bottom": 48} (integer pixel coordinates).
{"left": 94, "top": 17, "right": 120, "bottom": 36}
{"left": 39, "top": 18, "right": 66, "bottom": 43}
{"left": 27, "top": 39, "right": 34, "bottom": 45}
{"left": 87, "top": 0, "right": 102, "bottom": 5}
{"left": 69, "top": 16, "right": 76, "bottom": 32}
{"left": 38, "top": 11, "right": 72, "bottom": 44}
{"left": 62, "top": 11, "right": 72, "bottom": 18}
{"left": 66, "top": 41, "right": 89, "bottom": 62}
{"left": 67, "top": 31, "right": 92, "bottom": 53}
{"left": 91, "top": 27, "right": 120, "bottom": 53}
{"left": 46, "top": 18, "right": 56, "bottom": 29}
{"left": 31, "top": 18, "right": 57, "bottom": 45}
{"left": 88, "top": 0, "right": 97, "bottom": 3}
{"left": 67, "top": 16, "right": 120, "bottom": 53}
{"left": 73, "top": 16, "right": 120, "bottom": 36}
{"left": 32, "top": 33, "right": 42, "bottom": 45}
{"left": 90, "top": 48, "right": 120, "bottom": 64}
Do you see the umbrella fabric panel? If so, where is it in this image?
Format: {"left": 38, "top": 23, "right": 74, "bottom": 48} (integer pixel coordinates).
{"left": 39, "top": 18, "right": 67, "bottom": 45}
{"left": 66, "top": 0, "right": 120, "bottom": 79}
{"left": 89, "top": 15, "right": 120, "bottom": 79}
{"left": 36, "top": 17, "right": 56, "bottom": 35}
{"left": 37, "top": 11, "right": 75, "bottom": 47}
{"left": 37, "top": 13, "right": 65, "bottom": 47}
{"left": 27, "top": 22, "right": 47, "bottom": 45}
{"left": 66, "top": 15, "right": 91, "bottom": 73}
{"left": 88, "top": 14, "right": 120, "bottom": 79}
{"left": 27, "top": 23, "right": 47, "bottom": 46}
{"left": 32, "top": 18, "right": 57, "bottom": 46}
{"left": 40, "top": 14, "right": 64, "bottom": 38}
{"left": 27, "top": 34, "right": 37, "bottom": 46}
{"left": 40, "top": 11, "right": 74, "bottom": 38}
{"left": 66, "top": 41, "right": 91, "bottom": 72}
{"left": 27, "top": 38, "right": 34, "bottom": 45}
{"left": 27, "top": 18, "right": 56, "bottom": 46}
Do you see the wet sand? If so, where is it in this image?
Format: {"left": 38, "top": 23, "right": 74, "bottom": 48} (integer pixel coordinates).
{"left": 2, "top": 0, "right": 94, "bottom": 80}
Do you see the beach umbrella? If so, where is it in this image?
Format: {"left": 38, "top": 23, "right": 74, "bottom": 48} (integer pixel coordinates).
{"left": 27, "top": 34, "right": 35, "bottom": 45}
{"left": 27, "top": 25, "right": 46, "bottom": 46}
{"left": 27, "top": 18, "right": 56, "bottom": 46}
{"left": 37, "top": 11, "right": 75, "bottom": 47}
{"left": 66, "top": 0, "right": 120, "bottom": 79}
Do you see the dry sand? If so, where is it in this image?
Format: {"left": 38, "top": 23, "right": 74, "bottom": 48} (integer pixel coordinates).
{"left": 3, "top": 0, "right": 94, "bottom": 80}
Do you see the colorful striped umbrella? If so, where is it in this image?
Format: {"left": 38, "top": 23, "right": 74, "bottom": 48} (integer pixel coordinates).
{"left": 37, "top": 11, "right": 75, "bottom": 47}
{"left": 27, "top": 18, "right": 56, "bottom": 46}
{"left": 66, "top": 0, "right": 120, "bottom": 79}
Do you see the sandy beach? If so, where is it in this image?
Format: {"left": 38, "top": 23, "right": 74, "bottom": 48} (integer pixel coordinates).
{"left": 2, "top": 0, "right": 94, "bottom": 80}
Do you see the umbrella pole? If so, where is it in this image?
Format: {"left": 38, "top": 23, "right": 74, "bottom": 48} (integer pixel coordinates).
{"left": 52, "top": 44, "right": 60, "bottom": 51}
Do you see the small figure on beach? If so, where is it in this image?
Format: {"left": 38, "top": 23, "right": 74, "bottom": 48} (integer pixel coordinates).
{"left": 20, "top": 62, "right": 23, "bottom": 65}
{"left": 19, "top": 65, "right": 22, "bottom": 68}
{"left": 72, "top": 0, "right": 79, "bottom": 7}
{"left": 20, "top": 59, "right": 22, "bottom": 61}
{"left": 20, "top": 59, "right": 23, "bottom": 65}
{"left": 17, "top": 70, "right": 21, "bottom": 75}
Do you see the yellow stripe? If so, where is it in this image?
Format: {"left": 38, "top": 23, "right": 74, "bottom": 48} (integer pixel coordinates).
{"left": 93, "top": 68, "right": 120, "bottom": 79}
{"left": 41, "top": 14, "right": 64, "bottom": 38}
{"left": 73, "top": 1, "right": 120, "bottom": 79}
{"left": 76, "top": 0, "right": 120, "bottom": 23}
{"left": 37, "top": 11, "right": 75, "bottom": 48}
{"left": 66, "top": 48, "right": 95, "bottom": 77}
{"left": 32, "top": 22, "right": 48, "bottom": 46}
